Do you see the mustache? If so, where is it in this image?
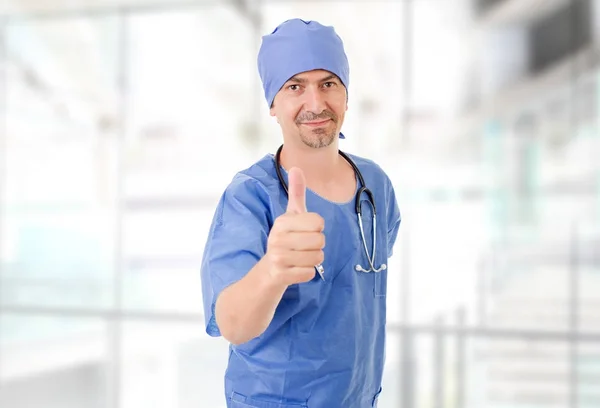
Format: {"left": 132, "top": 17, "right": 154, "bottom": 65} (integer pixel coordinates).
{"left": 295, "top": 110, "right": 337, "bottom": 124}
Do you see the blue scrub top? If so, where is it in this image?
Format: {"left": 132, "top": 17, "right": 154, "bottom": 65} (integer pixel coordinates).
{"left": 200, "top": 152, "right": 401, "bottom": 408}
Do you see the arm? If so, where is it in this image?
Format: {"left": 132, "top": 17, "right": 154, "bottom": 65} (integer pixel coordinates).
{"left": 200, "top": 177, "right": 274, "bottom": 343}
{"left": 201, "top": 171, "right": 323, "bottom": 345}
{"left": 215, "top": 256, "right": 287, "bottom": 345}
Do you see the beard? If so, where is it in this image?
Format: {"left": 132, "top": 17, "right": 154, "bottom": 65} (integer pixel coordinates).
{"left": 299, "top": 126, "right": 337, "bottom": 148}
{"left": 295, "top": 110, "right": 338, "bottom": 149}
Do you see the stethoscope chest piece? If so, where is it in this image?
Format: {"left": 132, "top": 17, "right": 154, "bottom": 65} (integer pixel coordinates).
{"left": 355, "top": 263, "right": 386, "bottom": 273}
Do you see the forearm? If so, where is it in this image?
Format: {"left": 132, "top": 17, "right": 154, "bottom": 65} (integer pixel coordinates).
{"left": 214, "top": 256, "right": 288, "bottom": 345}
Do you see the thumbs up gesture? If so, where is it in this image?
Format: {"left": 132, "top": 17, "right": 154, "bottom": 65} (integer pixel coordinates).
{"left": 286, "top": 167, "right": 309, "bottom": 214}
{"left": 266, "top": 168, "right": 326, "bottom": 285}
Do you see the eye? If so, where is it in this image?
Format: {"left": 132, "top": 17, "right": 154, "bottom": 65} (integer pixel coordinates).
{"left": 287, "top": 84, "right": 301, "bottom": 91}
{"left": 323, "top": 81, "right": 336, "bottom": 88}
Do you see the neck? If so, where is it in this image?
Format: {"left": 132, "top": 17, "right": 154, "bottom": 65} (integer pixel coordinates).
{"left": 278, "top": 143, "right": 340, "bottom": 182}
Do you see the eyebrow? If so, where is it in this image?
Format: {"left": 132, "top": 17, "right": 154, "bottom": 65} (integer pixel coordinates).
{"left": 287, "top": 74, "right": 338, "bottom": 84}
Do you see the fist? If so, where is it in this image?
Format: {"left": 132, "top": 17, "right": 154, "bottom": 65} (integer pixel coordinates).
{"left": 266, "top": 167, "right": 325, "bottom": 285}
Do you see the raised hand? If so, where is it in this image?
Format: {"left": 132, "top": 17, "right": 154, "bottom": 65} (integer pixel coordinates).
{"left": 266, "top": 167, "right": 325, "bottom": 285}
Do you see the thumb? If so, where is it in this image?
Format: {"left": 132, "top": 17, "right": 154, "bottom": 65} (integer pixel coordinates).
{"left": 286, "top": 167, "right": 307, "bottom": 214}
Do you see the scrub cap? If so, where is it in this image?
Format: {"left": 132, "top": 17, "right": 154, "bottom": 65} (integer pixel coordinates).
{"left": 257, "top": 18, "right": 349, "bottom": 139}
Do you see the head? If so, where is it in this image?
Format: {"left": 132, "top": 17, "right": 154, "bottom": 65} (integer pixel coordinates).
{"left": 257, "top": 19, "right": 350, "bottom": 149}
{"left": 270, "top": 69, "right": 347, "bottom": 149}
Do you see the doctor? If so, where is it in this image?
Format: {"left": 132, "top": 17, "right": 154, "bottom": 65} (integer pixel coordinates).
{"left": 200, "top": 18, "right": 401, "bottom": 408}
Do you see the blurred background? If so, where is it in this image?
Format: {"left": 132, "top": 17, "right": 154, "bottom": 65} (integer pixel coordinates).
{"left": 1, "top": 0, "right": 600, "bottom": 407}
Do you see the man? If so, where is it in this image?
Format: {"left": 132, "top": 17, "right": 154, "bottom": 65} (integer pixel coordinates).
{"left": 200, "top": 18, "right": 401, "bottom": 408}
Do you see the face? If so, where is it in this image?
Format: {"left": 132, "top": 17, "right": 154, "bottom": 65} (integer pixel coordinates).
{"left": 270, "top": 69, "right": 348, "bottom": 149}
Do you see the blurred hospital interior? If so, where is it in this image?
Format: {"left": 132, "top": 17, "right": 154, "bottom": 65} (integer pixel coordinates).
{"left": 1, "top": 0, "right": 600, "bottom": 407}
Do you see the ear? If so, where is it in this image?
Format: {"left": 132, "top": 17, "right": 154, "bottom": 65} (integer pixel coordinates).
{"left": 269, "top": 108, "right": 280, "bottom": 124}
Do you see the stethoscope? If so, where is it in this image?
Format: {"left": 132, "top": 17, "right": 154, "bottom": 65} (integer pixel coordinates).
{"left": 274, "top": 144, "right": 387, "bottom": 275}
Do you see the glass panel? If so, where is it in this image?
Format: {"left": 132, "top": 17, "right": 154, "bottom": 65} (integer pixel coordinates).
{"left": 120, "top": 321, "right": 229, "bottom": 408}
{"left": 0, "top": 315, "right": 109, "bottom": 408}
{"left": 400, "top": 0, "right": 599, "bottom": 332}
{"left": 121, "top": 5, "right": 256, "bottom": 312}
{"left": 395, "top": 0, "right": 491, "bottom": 327}
{"left": 469, "top": 337, "right": 573, "bottom": 408}
{"left": 576, "top": 223, "right": 600, "bottom": 334}
{"left": 0, "top": 0, "right": 215, "bottom": 15}
{"left": 122, "top": 207, "right": 214, "bottom": 312}
{"left": 391, "top": 330, "right": 471, "bottom": 408}
{"left": 390, "top": 331, "right": 600, "bottom": 408}
{"left": 578, "top": 339, "right": 600, "bottom": 407}
{"left": 378, "top": 332, "right": 402, "bottom": 408}
{"left": 1, "top": 16, "right": 120, "bottom": 309}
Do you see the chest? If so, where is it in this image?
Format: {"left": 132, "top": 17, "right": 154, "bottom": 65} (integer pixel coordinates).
{"left": 306, "top": 167, "right": 357, "bottom": 204}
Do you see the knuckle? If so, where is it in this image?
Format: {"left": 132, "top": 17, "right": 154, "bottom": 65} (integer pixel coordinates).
{"left": 267, "top": 233, "right": 276, "bottom": 245}
{"left": 302, "top": 213, "right": 323, "bottom": 231}
{"left": 279, "top": 235, "right": 289, "bottom": 247}
{"left": 316, "top": 215, "right": 325, "bottom": 230}
{"left": 319, "top": 233, "right": 326, "bottom": 248}
{"left": 279, "top": 216, "right": 291, "bottom": 229}
{"left": 276, "top": 212, "right": 291, "bottom": 224}
{"left": 269, "top": 222, "right": 281, "bottom": 236}
{"left": 269, "top": 233, "right": 283, "bottom": 247}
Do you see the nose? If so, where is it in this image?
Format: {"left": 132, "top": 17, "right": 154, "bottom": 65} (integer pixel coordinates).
{"left": 304, "top": 87, "right": 326, "bottom": 114}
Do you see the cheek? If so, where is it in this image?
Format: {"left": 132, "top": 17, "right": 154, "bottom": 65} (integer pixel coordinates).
{"left": 285, "top": 107, "right": 302, "bottom": 125}
{"left": 331, "top": 97, "right": 347, "bottom": 115}
{"left": 274, "top": 106, "right": 297, "bottom": 126}
{"left": 333, "top": 104, "right": 347, "bottom": 119}
{"left": 277, "top": 114, "right": 295, "bottom": 128}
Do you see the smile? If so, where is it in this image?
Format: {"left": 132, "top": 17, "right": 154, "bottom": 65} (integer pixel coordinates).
{"left": 300, "top": 119, "right": 331, "bottom": 127}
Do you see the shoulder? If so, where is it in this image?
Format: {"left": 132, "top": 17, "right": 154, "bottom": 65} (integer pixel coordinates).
{"left": 342, "top": 151, "right": 394, "bottom": 189}
{"left": 223, "top": 154, "right": 279, "bottom": 197}
{"left": 215, "top": 154, "right": 281, "bottom": 223}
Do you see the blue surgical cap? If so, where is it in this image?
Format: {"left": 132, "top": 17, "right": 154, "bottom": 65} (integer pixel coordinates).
{"left": 258, "top": 19, "right": 349, "bottom": 139}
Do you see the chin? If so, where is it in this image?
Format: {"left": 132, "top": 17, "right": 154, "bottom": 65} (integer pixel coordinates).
{"left": 300, "top": 129, "right": 336, "bottom": 149}
{"left": 301, "top": 135, "right": 335, "bottom": 149}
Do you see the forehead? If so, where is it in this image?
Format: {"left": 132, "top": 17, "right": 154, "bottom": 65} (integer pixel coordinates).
{"left": 285, "top": 69, "right": 340, "bottom": 83}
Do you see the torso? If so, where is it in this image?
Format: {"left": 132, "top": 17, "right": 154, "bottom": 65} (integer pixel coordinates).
{"left": 223, "top": 152, "right": 396, "bottom": 408}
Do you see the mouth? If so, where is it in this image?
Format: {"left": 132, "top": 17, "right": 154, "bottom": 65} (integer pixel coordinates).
{"left": 300, "top": 119, "right": 331, "bottom": 127}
